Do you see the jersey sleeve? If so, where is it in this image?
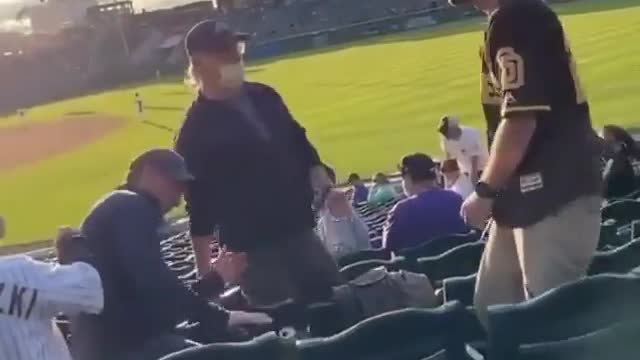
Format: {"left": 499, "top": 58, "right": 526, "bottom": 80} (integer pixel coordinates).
{"left": 37, "top": 262, "right": 103, "bottom": 317}
{"left": 487, "top": 10, "right": 552, "bottom": 117}
{"left": 466, "top": 129, "right": 484, "bottom": 157}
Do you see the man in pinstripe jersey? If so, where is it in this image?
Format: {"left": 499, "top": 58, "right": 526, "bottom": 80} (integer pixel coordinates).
{"left": 0, "top": 228, "right": 103, "bottom": 360}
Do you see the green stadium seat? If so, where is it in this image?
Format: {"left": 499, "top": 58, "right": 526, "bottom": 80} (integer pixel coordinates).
{"left": 298, "top": 302, "right": 473, "bottom": 360}
{"left": 518, "top": 320, "right": 640, "bottom": 360}
{"left": 486, "top": 274, "right": 640, "bottom": 360}
{"left": 601, "top": 200, "right": 640, "bottom": 224}
{"left": 399, "top": 231, "right": 481, "bottom": 260}
{"left": 308, "top": 301, "right": 347, "bottom": 337}
{"left": 339, "top": 257, "right": 409, "bottom": 281}
{"left": 443, "top": 274, "right": 477, "bottom": 307}
{"left": 415, "top": 242, "right": 485, "bottom": 283}
{"left": 597, "top": 219, "right": 626, "bottom": 249}
{"left": 337, "top": 248, "right": 392, "bottom": 268}
{"left": 159, "top": 331, "right": 295, "bottom": 360}
{"left": 588, "top": 238, "right": 640, "bottom": 275}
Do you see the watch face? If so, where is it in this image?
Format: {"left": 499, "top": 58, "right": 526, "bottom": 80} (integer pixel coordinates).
{"left": 476, "top": 182, "right": 496, "bottom": 198}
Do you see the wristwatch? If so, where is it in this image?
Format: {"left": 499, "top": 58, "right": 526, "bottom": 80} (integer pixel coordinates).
{"left": 475, "top": 181, "right": 499, "bottom": 199}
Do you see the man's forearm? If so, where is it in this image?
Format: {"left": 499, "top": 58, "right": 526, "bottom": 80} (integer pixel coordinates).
{"left": 480, "top": 113, "right": 537, "bottom": 189}
{"left": 192, "top": 235, "right": 214, "bottom": 276}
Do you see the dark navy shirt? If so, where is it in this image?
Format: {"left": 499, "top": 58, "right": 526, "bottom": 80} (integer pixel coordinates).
{"left": 72, "top": 189, "right": 228, "bottom": 360}
{"left": 175, "top": 82, "right": 321, "bottom": 251}
{"left": 352, "top": 184, "right": 369, "bottom": 204}
{"left": 382, "top": 188, "right": 467, "bottom": 252}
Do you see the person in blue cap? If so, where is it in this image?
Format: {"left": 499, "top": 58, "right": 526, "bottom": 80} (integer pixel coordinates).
{"left": 175, "top": 20, "right": 341, "bottom": 307}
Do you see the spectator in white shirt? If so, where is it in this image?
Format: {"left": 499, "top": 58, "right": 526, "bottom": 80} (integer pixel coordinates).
{"left": 438, "top": 115, "right": 488, "bottom": 185}
{"left": 441, "top": 159, "right": 474, "bottom": 199}
{"left": 317, "top": 165, "right": 371, "bottom": 259}
{"left": 0, "top": 227, "right": 103, "bottom": 360}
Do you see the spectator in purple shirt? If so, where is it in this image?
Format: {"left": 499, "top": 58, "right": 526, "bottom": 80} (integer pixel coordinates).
{"left": 348, "top": 173, "right": 369, "bottom": 205}
{"left": 383, "top": 153, "right": 468, "bottom": 252}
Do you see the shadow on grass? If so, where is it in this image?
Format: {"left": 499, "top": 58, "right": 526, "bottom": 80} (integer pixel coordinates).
{"left": 145, "top": 105, "right": 185, "bottom": 111}
{"left": 65, "top": 111, "right": 96, "bottom": 116}
{"left": 142, "top": 119, "right": 176, "bottom": 133}
{"left": 163, "top": 90, "right": 189, "bottom": 96}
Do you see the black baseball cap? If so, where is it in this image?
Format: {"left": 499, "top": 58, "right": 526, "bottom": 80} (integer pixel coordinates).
{"left": 184, "top": 20, "right": 250, "bottom": 56}
{"left": 437, "top": 115, "right": 460, "bottom": 136}
{"left": 399, "top": 153, "right": 437, "bottom": 181}
{"left": 129, "top": 148, "right": 194, "bottom": 182}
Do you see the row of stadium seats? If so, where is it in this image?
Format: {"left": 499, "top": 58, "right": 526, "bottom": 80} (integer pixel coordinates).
{"left": 162, "top": 272, "right": 640, "bottom": 360}
{"left": 45, "top": 179, "right": 640, "bottom": 359}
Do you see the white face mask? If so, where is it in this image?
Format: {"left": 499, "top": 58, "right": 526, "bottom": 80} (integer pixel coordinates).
{"left": 219, "top": 62, "right": 245, "bottom": 90}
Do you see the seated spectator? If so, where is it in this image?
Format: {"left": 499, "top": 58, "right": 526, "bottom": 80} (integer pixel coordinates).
{"left": 72, "top": 149, "right": 271, "bottom": 360}
{"left": 441, "top": 159, "right": 474, "bottom": 199}
{"left": 602, "top": 125, "right": 640, "bottom": 198}
{"left": 383, "top": 153, "right": 468, "bottom": 252}
{"left": 317, "top": 165, "right": 371, "bottom": 259}
{"left": 348, "top": 173, "right": 369, "bottom": 204}
{"left": 0, "top": 227, "right": 103, "bottom": 360}
{"left": 368, "top": 172, "right": 398, "bottom": 206}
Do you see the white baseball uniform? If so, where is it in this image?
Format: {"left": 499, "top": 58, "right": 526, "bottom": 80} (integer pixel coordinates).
{"left": 440, "top": 126, "right": 489, "bottom": 175}
{"left": 0, "top": 255, "right": 103, "bottom": 360}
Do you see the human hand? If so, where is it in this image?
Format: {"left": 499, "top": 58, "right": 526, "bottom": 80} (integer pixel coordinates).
{"left": 211, "top": 247, "right": 247, "bottom": 285}
{"left": 460, "top": 192, "right": 493, "bottom": 229}
{"left": 228, "top": 311, "right": 273, "bottom": 328}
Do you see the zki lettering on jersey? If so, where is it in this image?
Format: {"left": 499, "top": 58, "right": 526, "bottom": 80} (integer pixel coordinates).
{"left": 0, "top": 282, "right": 39, "bottom": 320}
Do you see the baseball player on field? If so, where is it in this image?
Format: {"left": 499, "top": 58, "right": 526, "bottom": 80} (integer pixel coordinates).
{"left": 135, "top": 92, "right": 144, "bottom": 118}
{"left": 0, "top": 228, "right": 103, "bottom": 360}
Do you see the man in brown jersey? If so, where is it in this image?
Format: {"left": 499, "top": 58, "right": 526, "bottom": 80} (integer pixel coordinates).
{"left": 449, "top": 0, "right": 602, "bottom": 324}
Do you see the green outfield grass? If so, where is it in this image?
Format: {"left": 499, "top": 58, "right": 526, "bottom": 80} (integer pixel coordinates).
{"left": 1, "top": 0, "right": 639, "bottom": 248}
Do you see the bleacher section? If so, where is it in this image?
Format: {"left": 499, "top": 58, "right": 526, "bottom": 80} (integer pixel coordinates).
{"left": 39, "top": 182, "right": 640, "bottom": 360}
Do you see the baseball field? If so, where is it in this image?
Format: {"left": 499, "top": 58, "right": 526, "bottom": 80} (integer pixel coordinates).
{"left": 0, "top": 0, "right": 638, "bottom": 249}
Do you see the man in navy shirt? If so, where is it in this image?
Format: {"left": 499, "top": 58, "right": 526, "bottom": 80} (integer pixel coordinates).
{"left": 383, "top": 153, "right": 467, "bottom": 252}
{"left": 348, "top": 173, "right": 369, "bottom": 204}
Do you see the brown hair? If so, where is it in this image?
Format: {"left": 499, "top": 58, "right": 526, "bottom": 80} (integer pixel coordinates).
{"left": 184, "top": 60, "right": 202, "bottom": 92}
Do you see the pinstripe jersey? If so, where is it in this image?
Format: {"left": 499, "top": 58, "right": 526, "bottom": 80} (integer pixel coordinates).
{"left": 0, "top": 255, "right": 103, "bottom": 360}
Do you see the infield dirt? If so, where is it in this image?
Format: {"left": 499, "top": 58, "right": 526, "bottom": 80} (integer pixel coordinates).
{"left": 0, "top": 115, "right": 124, "bottom": 173}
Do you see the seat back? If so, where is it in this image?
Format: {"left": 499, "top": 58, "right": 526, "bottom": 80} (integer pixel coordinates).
{"left": 588, "top": 238, "right": 640, "bottom": 275}
{"left": 400, "top": 231, "right": 481, "bottom": 260}
{"left": 416, "top": 242, "right": 485, "bottom": 282}
{"left": 159, "top": 332, "right": 295, "bottom": 360}
{"left": 308, "top": 301, "right": 347, "bottom": 337}
{"left": 339, "top": 257, "right": 409, "bottom": 281}
{"left": 518, "top": 320, "right": 640, "bottom": 360}
{"left": 597, "top": 219, "right": 625, "bottom": 250}
{"left": 337, "top": 248, "right": 392, "bottom": 268}
{"left": 601, "top": 200, "right": 640, "bottom": 224}
{"left": 298, "top": 302, "right": 469, "bottom": 360}
{"left": 443, "top": 273, "right": 477, "bottom": 307}
{"left": 487, "top": 274, "right": 640, "bottom": 360}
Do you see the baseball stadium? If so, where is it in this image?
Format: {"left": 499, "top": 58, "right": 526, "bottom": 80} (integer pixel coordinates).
{"left": 0, "top": 0, "right": 640, "bottom": 357}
